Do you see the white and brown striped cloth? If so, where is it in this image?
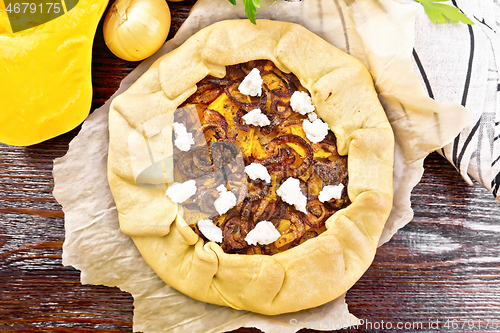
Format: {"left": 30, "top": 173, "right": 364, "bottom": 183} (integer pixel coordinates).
{"left": 410, "top": 0, "right": 500, "bottom": 201}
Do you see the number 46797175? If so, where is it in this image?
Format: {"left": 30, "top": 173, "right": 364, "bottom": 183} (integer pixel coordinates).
{"left": 5, "top": 2, "right": 62, "bottom": 14}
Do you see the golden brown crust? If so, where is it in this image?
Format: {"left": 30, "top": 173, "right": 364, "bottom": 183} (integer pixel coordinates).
{"left": 107, "top": 19, "right": 394, "bottom": 315}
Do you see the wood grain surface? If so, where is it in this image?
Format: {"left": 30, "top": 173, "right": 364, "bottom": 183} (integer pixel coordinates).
{"left": 2, "top": 1, "right": 500, "bottom": 332}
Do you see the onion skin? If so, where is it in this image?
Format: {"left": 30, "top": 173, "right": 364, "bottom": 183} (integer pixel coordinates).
{"left": 103, "top": 0, "right": 171, "bottom": 61}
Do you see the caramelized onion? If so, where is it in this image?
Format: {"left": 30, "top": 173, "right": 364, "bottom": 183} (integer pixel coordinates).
{"left": 192, "top": 147, "right": 214, "bottom": 172}
{"left": 222, "top": 214, "right": 250, "bottom": 251}
{"left": 178, "top": 147, "right": 210, "bottom": 178}
{"left": 258, "top": 135, "right": 313, "bottom": 177}
{"left": 174, "top": 60, "right": 351, "bottom": 255}
{"left": 285, "top": 211, "right": 306, "bottom": 241}
{"left": 259, "top": 147, "right": 295, "bottom": 169}
{"left": 233, "top": 109, "right": 250, "bottom": 132}
{"left": 259, "top": 113, "right": 281, "bottom": 136}
{"left": 240, "top": 199, "right": 253, "bottom": 221}
{"left": 246, "top": 180, "right": 270, "bottom": 201}
{"left": 300, "top": 230, "right": 319, "bottom": 243}
{"left": 205, "top": 77, "right": 237, "bottom": 86}
{"left": 211, "top": 141, "right": 240, "bottom": 169}
{"left": 196, "top": 109, "right": 228, "bottom": 141}
{"left": 197, "top": 187, "right": 219, "bottom": 215}
{"left": 253, "top": 198, "right": 276, "bottom": 222}
{"left": 239, "top": 60, "right": 274, "bottom": 75}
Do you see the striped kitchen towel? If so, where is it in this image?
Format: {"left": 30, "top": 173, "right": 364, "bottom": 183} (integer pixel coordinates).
{"left": 411, "top": 0, "right": 500, "bottom": 201}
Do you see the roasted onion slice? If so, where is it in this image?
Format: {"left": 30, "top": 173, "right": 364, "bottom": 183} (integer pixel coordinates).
{"left": 271, "top": 98, "right": 292, "bottom": 117}
{"left": 253, "top": 198, "right": 276, "bottom": 223}
{"left": 233, "top": 109, "right": 250, "bottom": 132}
{"left": 239, "top": 60, "right": 274, "bottom": 76}
{"left": 204, "top": 77, "right": 237, "bottom": 86}
{"left": 211, "top": 141, "right": 240, "bottom": 170}
{"left": 173, "top": 60, "right": 351, "bottom": 255}
{"left": 198, "top": 188, "right": 219, "bottom": 215}
{"left": 192, "top": 147, "right": 214, "bottom": 172}
{"left": 313, "top": 157, "right": 348, "bottom": 185}
{"left": 225, "top": 84, "right": 267, "bottom": 111}
{"left": 305, "top": 199, "right": 332, "bottom": 228}
{"left": 186, "top": 82, "right": 222, "bottom": 105}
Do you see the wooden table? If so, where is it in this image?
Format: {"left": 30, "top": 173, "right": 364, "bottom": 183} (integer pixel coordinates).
{"left": 2, "top": 1, "right": 500, "bottom": 332}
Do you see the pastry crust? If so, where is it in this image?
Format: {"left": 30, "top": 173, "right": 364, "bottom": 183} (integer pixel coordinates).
{"left": 108, "top": 19, "right": 394, "bottom": 315}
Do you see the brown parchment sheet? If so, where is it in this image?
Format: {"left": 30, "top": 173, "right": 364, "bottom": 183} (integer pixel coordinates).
{"left": 53, "top": 0, "right": 473, "bottom": 331}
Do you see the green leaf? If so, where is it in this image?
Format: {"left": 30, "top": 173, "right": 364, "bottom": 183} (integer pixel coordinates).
{"left": 227, "top": 0, "right": 237, "bottom": 5}
{"left": 241, "top": 0, "right": 260, "bottom": 25}
{"left": 415, "top": 0, "right": 474, "bottom": 25}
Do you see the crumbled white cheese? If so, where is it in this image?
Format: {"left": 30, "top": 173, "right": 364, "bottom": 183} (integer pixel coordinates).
{"left": 238, "top": 68, "right": 263, "bottom": 97}
{"left": 214, "top": 184, "right": 237, "bottom": 215}
{"left": 242, "top": 108, "right": 270, "bottom": 127}
{"left": 276, "top": 177, "right": 307, "bottom": 213}
{"left": 308, "top": 112, "right": 318, "bottom": 122}
{"left": 319, "top": 184, "right": 345, "bottom": 202}
{"left": 302, "top": 118, "right": 329, "bottom": 143}
{"left": 197, "top": 219, "right": 223, "bottom": 243}
{"left": 245, "top": 163, "right": 271, "bottom": 183}
{"left": 165, "top": 180, "right": 197, "bottom": 203}
{"left": 290, "top": 91, "right": 315, "bottom": 115}
{"left": 172, "top": 122, "right": 194, "bottom": 152}
{"left": 245, "top": 221, "right": 281, "bottom": 246}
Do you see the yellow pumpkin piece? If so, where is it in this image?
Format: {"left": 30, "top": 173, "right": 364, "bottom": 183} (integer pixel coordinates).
{"left": 0, "top": 0, "right": 109, "bottom": 146}
{"left": 290, "top": 140, "right": 304, "bottom": 153}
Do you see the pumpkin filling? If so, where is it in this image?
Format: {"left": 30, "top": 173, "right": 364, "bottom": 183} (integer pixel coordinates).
{"left": 171, "top": 60, "right": 350, "bottom": 255}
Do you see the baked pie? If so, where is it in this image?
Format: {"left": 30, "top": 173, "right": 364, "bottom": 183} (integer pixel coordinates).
{"left": 108, "top": 19, "right": 394, "bottom": 315}
{"left": 171, "top": 59, "right": 350, "bottom": 255}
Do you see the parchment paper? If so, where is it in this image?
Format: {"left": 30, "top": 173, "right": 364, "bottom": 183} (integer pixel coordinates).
{"left": 53, "top": 0, "right": 473, "bottom": 332}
